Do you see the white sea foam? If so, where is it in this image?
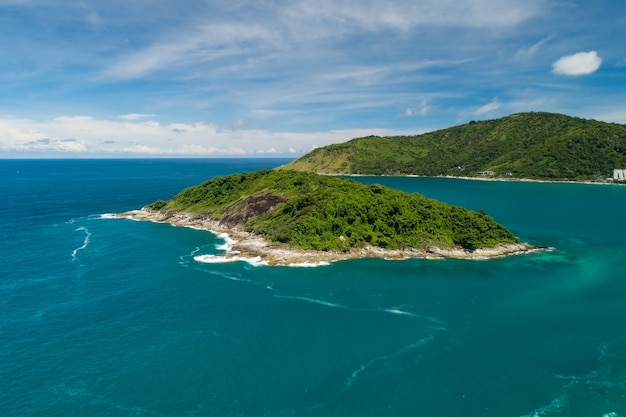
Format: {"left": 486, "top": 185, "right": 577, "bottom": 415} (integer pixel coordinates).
{"left": 212, "top": 272, "right": 251, "bottom": 282}
{"left": 521, "top": 395, "right": 566, "bottom": 417}
{"left": 204, "top": 231, "right": 239, "bottom": 252}
{"left": 215, "top": 243, "right": 232, "bottom": 251}
{"left": 194, "top": 254, "right": 268, "bottom": 267}
{"left": 383, "top": 308, "right": 418, "bottom": 317}
{"left": 346, "top": 362, "right": 371, "bottom": 387}
{"left": 102, "top": 212, "right": 148, "bottom": 222}
{"left": 203, "top": 271, "right": 251, "bottom": 283}
{"left": 381, "top": 307, "right": 446, "bottom": 325}
{"left": 274, "top": 295, "right": 345, "bottom": 309}
{"left": 64, "top": 386, "right": 164, "bottom": 416}
{"left": 71, "top": 226, "right": 91, "bottom": 260}
{"left": 186, "top": 225, "right": 207, "bottom": 231}
{"left": 215, "top": 234, "right": 237, "bottom": 252}
{"left": 346, "top": 334, "right": 437, "bottom": 388}
{"left": 404, "top": 334, "right": 436, "bottom": 350}
{"left": 285, "top": 261, "right": 331, "bottom": 267}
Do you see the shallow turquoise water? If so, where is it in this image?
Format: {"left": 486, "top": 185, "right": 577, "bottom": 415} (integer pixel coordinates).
{"left": 1, "top": 159, "right": 625, "bottom": 417}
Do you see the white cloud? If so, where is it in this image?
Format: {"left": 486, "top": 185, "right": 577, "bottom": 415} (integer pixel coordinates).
{"left": 591, "top": 109, "right": 626, "bottom": 124}
{"left": 514, "top": 37, "right": 550, "bottom": 60}
{"left": 404, "top": 100, "right": 431, "bottom": 117}
{"left": 102, "top": 0, "right": 545, "bottom": 81}
{"left": 118, "top": 113, "right": 156, "bottom": 120}
{"left": 0, "top": 115, "right": 424, "bottom": 156}
{"left": 102, "top": 23, "right": 274, "bottom": 80}
{"left": 0, "top": 118, "right": 45, "bottom": 143}
{"left": 552, "top": 51, "right": 602, "bottom": 76}
{"left": 289, "top": 0, "right": 542, "bottom": 31}
{"left": 474, "top": 98, "right": 501, "bottom": 115}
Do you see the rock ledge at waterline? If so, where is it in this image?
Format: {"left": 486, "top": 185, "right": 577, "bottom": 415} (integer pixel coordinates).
{"left": 118, "top": 208, "right": 543, "bottom": 266}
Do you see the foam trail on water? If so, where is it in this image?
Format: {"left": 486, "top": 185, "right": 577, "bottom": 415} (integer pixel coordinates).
{"left": 520, "top": 395, "right": 567, "bottom": 417}
{"left": 346, "top": 362, "right": 371, "bottom": 388}
{"left": 63, "top": 386, "right": 165, "bottom": 416}
{"left": 383, "top": 308, "right": 418, "bottom": 317}
{"left": 345, "top": 334, "right": 436, "bottom": 388}
{"left": 71, "top": 226, "right": 91, "bottom": 261}
{"left": 273, "top": 294, "right": 346, "bottom": 309}
{"left": 381, "top": 307, "right": 446, "bottom": 325}
{"left": 205, "top": 270, "right": 255, "bottom": 283}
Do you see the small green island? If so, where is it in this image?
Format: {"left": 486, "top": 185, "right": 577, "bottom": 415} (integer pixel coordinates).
{"left": 121, "top": 169, "right": 539, "bottom": 265}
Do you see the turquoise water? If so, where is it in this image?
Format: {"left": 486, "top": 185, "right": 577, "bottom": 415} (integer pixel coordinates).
{"left": 1, "top": 159, "right": 625, "bottom": 417}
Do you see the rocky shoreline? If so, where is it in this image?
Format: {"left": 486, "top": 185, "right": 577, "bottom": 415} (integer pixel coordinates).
{"left": 117, "top": 208, "right": 546, "bottom": 266}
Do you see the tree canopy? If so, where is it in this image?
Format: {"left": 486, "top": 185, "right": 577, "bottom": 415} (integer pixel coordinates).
{"left": 150, "top": 169, "right": 519, "bottom": 252}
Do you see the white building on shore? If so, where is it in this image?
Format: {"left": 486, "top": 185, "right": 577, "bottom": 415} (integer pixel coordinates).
{"left": 614, "top": 169, "right": 626, "bottom": 181}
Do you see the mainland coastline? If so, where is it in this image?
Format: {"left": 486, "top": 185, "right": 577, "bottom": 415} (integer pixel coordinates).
{"left": 321, "top": 172, "right": 624, "bottom": 186}
{"left": 117, "top": 208, "right": 544, "bottom": 266}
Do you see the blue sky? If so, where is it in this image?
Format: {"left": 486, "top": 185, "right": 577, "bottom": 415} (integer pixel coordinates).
{"left": 1, "top": 0, "right": 625, "bottom": 157}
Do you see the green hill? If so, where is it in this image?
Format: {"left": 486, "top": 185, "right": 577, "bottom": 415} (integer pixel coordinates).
{"left": 148, "top": 169, "right": 519, "bottom": 252}
{"left": 283, "top": 112, "right": 626, "bottom": 181}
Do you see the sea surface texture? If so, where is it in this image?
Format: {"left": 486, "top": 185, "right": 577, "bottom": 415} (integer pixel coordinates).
{"left": 2, "top": 159, "right": 626, "bottom": 417}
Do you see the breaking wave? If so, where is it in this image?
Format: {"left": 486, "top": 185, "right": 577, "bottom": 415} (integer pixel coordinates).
{"left": 194, "top": 254, "right": 268, "bottom": 267}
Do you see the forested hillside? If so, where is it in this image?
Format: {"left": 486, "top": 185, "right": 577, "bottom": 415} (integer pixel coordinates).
{"left": 149, "top": 170, "right": 519, "bottom": 252}
{"left": 284, "top": 112, "right": 626, "bottom": 180}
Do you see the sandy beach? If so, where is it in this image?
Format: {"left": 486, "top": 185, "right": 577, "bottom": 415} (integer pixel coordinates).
{"left": 117, "top": 208, "right": 544, "bottom": 266}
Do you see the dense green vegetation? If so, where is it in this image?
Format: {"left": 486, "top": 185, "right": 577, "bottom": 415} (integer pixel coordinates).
{"left": 150, "top": 169, "right": 519, "bottom": 251}
{"left": 284, "top": 112, "right": 626, "bottom": 181}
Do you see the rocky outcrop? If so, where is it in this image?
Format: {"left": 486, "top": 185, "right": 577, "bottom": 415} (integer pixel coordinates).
{"left": 220, "top": 192, "right": 288, "bottom": 226}
{"left": 117, "top": 208, "right": 547, "bottom": 266}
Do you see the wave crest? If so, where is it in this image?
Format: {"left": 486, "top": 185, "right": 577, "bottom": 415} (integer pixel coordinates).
{"left": 194, "top": 254, "right": 268, "bottom": 267}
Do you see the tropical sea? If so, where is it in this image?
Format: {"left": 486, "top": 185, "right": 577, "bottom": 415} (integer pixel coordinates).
{"left": 1, "top": 158, "right": 625, "bottom": 417}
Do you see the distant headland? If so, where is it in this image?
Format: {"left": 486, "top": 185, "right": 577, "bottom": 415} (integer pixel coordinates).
{"left": 281, "top": 112, "right": 626, "bottom": 183}
{"left": 118, "top": 170, "right": 543, "bottom": 266}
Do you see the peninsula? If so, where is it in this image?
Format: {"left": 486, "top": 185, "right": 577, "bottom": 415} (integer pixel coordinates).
{"left": 282, "top": 112, "right": 626, "bottom": 182}
{"left": 119, "top": 170, "right": 540, "bottom": 265}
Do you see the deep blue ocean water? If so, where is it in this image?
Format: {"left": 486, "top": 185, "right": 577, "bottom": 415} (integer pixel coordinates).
{"left": 2, "top": 159, "right": 626, "bottom": 417}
